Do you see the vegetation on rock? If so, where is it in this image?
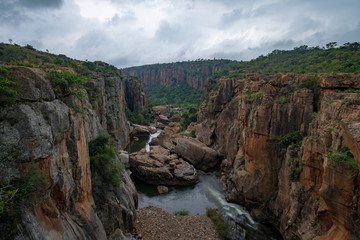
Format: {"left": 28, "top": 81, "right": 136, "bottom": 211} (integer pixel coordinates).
{"left": 327, "top": 144, "right": 358, "bottom": 176}
{"left": 0, "top": 66, "right": 17, "bottom": 108}
{"left": 89, "top": 134, "right": 124, "bottom": 187}
{"left": 206, "top": 208, "right": 231, "bottom": 240}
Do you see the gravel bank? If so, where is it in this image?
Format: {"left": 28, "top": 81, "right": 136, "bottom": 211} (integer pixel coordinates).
{"left": 134, "top": 206, "right": 221, "bottom": 240}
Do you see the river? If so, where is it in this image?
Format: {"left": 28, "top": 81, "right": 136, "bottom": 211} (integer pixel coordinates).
{"left": 128, "top": 130, "right": 283, "bottom": 240}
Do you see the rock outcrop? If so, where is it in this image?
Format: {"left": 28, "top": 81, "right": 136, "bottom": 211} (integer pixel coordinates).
{"left": 129, "top": 146, "right": 199, "bottom": 186}
{"left": 0, "top": 65, "right": 141, "bottom": 239}
{"left": 195, "top": 73, "right": 360, "bottom": 239}
{"left": 173, "top": 137, "right": 222, "bottom": 171}
{"left": 125, "top": 60, "right": 234, "bottom": 90}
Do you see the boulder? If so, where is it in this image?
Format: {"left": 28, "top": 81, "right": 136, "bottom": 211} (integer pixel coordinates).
{"left": 11, "top": 66, "right": 55, "bottom": 101}
{"left": 158, "top": 114, "right": 170, "bottom": 125}
{"left": 150, "top": 122, "right": 181, "bottom": 150}
{"left": 129, "top": 146, "right": 199, "bottom": 185}
{"left": 118, "top": 150, "right": 130, "bottom": 168}
{"left": 169, "top": 113, "right": 182, "bottom": 122}
{"left": 157, "top": 185, "right": 169, "bottom": 195}
{"left": 131, "top": 124, "right": 150, "bottom": 137}
{"left": 152, "top": 105, "right": 171, "bottom": 118}
{"left": 172, "top": 137, "right": 222, "bottom": 171}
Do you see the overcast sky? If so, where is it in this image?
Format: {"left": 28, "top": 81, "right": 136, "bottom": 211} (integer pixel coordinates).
{"left": 1, "top": 0, "right": 359, "bottom": 68}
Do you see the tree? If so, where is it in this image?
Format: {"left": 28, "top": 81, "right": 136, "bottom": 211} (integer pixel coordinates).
{"left": 326, "top": 42, "right": 337, "bottom": 49}
{"left": 8, "top": 39, "right": 12, "bottom": 44}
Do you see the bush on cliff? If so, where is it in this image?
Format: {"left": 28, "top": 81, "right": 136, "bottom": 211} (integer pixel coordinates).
{"left": 89, "top": 133, "right": 124, "bottom": 187}
{"left": 206, "top": 208, "right": 231, "bottom": 240}
{"left": 327, "top": 144, "right": 358, "bottom": 176}
{"left": 0, "top": 66, "right": 18, "bottom": 108}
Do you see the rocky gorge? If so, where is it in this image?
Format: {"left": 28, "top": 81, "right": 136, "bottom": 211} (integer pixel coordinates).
{"left": 1, "top": 42, "right": 360, "bottom": 240}
{"left": 0, "top": 62, "right": 145, "bottom": 239}
{"left": 191, "top": 73, "right": 360, "bottom": 239}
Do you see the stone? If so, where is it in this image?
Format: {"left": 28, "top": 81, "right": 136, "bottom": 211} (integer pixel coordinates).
{"left": 157, "top": 185, "right": 169, "bottom": 194}
{"left": 172, "top": 137, "right": 222, "bottom": 171}
{"left": 131, "top": 124, "right": 150, "bottom": 137}
{"left": 11, "top": 66, "right": 55, "bottom": 101}
{"left": 129, "top": 146, "right": 199, "bottom": 185}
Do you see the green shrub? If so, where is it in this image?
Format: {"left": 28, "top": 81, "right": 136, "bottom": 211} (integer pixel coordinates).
{"left": 174, "top": 210, "right": 189, "bottom": 216}
{"left": 206, "top": 208, "right": 231, "bottom": 240}
{"left": 299, "top": 75, "right": 321, "bottom": 95}
{"left": 89, "top": 134, "right": 124, "bottom": 187}
{"left": 189, "top": 129, "right": 196, "bottom": 138}
{"left": 327, "top": 145, "right": 358, "bottom": 176}
{"left": 47, "top": 70, "right": 87, "bottom": 98}
{"left": 280, "top": 131, "right": 306, "bottom": 149}
{"left": 0, "top": 66, "right": 18, "bottom": 108}
{"left": 244, "top": 90, "right": 264, "bottom": 103}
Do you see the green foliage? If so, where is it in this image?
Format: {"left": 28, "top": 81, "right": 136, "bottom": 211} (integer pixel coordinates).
{"left": 206, "top": 208, "right": 231, "bottom": 240}
{"left": 47, "top": 70, "right": 87, "bottom": 95}
{"left": 299, "top": 75, "right": 321, "bottom": 95}
{"left": 0, "top": 162, "right": 48, "bottom": 239}
{"left": 126, "top": 106, "right": 153, "bottom": 126}
{"left": 180, "top": 106, "right": 197, "bottom": 130}
{"left": 89, "top": 134, "right": 124, "bottom": 187}
{"left": 173, "top": 210, "right": 189, "bottom": 216}
{"left": 288, "top": 145, "right": 303, "bottom": 182}
{"left": 280, "top": 131, "right": 306, "bottom": 149}
{"left": 189, "top": 129, "right": 196, "bottom": 138}
{"left": 0, "top": 66, "right": 18, "bottom": 108}
{"left": 144, "top": 83, "right": 202, "bottom": 110}
{"left": 244, "top": 90, "right": 264, "bottom": 103}
{"left": 327, "top": 145, "right": 358, "bottom": 176}
{"left": 210, "top": 42, "right": 360, "bottom": 81}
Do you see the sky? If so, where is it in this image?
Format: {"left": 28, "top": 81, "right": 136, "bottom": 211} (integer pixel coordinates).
{"left": 1, "top": 0, "right": 359, "bottom": 68}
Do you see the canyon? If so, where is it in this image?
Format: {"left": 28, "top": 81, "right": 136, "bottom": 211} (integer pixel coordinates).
{"left": 125, "top": 60, "right": 234, "bottom": 90}
{"left": 192, "top": 73, "right": 360, "bottom": 239}
{"left": 1, "top": 43, "right": 360, "bottom": 240}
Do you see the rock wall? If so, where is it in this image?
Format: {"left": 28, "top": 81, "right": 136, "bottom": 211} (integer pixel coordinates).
{"left": 0, "top": 66, "right": 140, "bottom": 239}
{"left": 125, "top": 60, "right": 234, "bottom": 90}
{"left": 195, "top": 73, "right": 360, "bottom": 239}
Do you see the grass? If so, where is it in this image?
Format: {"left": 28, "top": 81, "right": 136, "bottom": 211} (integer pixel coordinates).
{"left": 206, "top": 208, "right": 231, "bottom": 240}
{"left": 173, "top": 210, "right": 189, "bottom": 216}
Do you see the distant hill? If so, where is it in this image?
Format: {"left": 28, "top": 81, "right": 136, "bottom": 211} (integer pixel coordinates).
{"left": 210, "top": 42, "right": 360, "bottom": 80}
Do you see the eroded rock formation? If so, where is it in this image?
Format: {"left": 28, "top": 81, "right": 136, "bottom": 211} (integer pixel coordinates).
{"left": 195, "top": 73, "right": 360, "bottom": 239}
{"left": 0, "top": 66, "right": 143, "bottom": 239}
{"left": 125, "top": 60, "right": 234, "bottom": 90}
{"left": 129, "top": 146, "right": 199, "bottom": 185}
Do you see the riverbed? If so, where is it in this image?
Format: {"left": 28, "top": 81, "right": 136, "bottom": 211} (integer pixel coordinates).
{"left": 128, "top": 130, "right": 283, "bottom": 240}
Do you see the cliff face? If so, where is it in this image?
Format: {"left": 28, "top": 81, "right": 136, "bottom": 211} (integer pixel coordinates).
{"left": 0, "top": 66, "right": 141, "bottom": 239}
{"left": 125, "top": 60, "right": 234, "bottom": 90}
{"left": 195, "top": 73, "right": 360, "bottom": 239}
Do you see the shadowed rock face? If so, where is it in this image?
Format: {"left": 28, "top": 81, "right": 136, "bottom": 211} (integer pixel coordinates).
{"left": 195, "top": 73, "right": 360, "bottom": 239}
{"left": 0, "top": 66, "right": 141, "bottom": 239}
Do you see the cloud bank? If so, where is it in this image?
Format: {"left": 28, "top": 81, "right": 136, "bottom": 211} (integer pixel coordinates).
{"left": 0, "top": 0, "right": 359, "bottom": 68}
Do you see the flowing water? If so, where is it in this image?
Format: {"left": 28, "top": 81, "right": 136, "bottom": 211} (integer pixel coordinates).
{"left": 129, "top": 130, "right": 283, "bottom": 240}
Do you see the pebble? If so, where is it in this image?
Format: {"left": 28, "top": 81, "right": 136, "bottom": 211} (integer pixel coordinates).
{"left": 133, "top": 206, "right": 221, "bottom": 240}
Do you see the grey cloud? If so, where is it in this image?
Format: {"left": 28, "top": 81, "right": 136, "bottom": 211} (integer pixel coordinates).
{"left": 155, "top": 20, "right": 196, "bottom": 44}
{"left": 75, "top": 30, "right": 109, "bottom": 49}
{"left": 107, "top": 11, "right": 136, "bottom": 26}
{"left": 221, "top": 9, "right": 245, "bottom": 26}
{"left": 18, "top": 0, "right": 64, "bottom": 9}
{"left": 0, "top": 1, "right": 29, "bottom": 25}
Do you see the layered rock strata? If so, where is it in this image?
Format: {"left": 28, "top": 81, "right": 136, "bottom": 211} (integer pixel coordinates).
{"left": 195, "top": 73, "right": 360, "bottom": 239}
{"left": 0, "top": 66, "right": 142, "bottom": 239}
